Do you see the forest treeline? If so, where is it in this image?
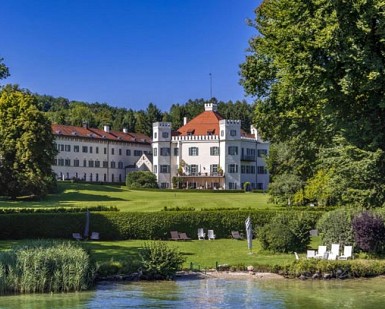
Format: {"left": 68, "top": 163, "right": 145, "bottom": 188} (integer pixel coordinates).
{"left": 35, "top": 94, "right": 255, "bottom": 136}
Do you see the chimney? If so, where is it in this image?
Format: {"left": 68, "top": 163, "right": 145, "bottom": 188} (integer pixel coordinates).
{"left": 183, "top": 117, "right": 188, "bottom": 125}
{"left": 103, "top": 125, "right": 110, "bottom": 133}
{"left": 82, "top": 121, "right": 88, "bottom": 129}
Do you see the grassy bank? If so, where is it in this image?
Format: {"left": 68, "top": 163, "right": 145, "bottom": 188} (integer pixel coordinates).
{"left": 0, "top": 182, "right": 274, "bottom": 211}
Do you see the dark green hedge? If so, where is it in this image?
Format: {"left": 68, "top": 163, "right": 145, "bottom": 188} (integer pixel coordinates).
{"left": 0, "top": 210, "right": 323, "bottom": 240}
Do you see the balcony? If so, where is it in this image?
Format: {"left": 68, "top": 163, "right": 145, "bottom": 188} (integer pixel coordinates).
{"left": 241, "top": 155, "right": 256, "bottom": 161}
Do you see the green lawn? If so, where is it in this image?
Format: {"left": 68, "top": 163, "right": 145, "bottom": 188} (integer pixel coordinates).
{"left": 0, "top": 182, "right": 276, "bottom": 211}
{"left": 0, "top": 239, "right": 295, "bottom": 270}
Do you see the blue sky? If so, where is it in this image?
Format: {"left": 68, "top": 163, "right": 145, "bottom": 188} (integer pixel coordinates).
{"left": 1, "top": 1, "right": 261, "bottom": 111}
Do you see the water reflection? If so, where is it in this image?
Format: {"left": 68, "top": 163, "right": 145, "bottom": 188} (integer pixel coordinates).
{"left": 1, "top": 277, "right": 385, "bottom": 309}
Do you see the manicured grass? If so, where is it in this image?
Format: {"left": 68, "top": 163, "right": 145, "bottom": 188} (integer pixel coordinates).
{"left": 0, "top": 239, "right": 294, "bottom": 270}
{"left": 0, "top": 182, "right": 276, "bottom": 211}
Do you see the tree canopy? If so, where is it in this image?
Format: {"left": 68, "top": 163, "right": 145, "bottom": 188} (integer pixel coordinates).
{"left": 0, "top": 85, "right": 57, "bottom": 199}
{"left": 241, "top": 0, "right": 385, "bottom": 207}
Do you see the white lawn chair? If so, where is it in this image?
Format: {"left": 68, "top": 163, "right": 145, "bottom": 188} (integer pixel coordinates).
{"left": 197, "top": 228, "right": 206, "bottom": 240}
{"left": 90, "top": 232, "right": 100, "bottom": 240}
{"left": 328, "top": 243, "right": 340, "bottom": 260}
{"left": 315, "top": 245, "right": 327, "bottom": 259}
{"left": 338, "top": 245, "right": 353, "bottom": 260}
{"left": 307, "top": 250, "right": 316, "bottom": 259}
{"left": 208, "top": 229, "right": 216, "bottom": 240}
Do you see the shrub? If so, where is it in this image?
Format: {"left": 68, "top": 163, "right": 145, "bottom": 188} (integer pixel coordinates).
{"left": 352, "top": 211, "right": 385, "bottom": 254}
{"left": 126, "top": 171, "right": 158, "bottom": 189}
{"left": 258, "top": 212, "right": 313, "bottom": 253}
{"left": 139, "top": 241, "right": 185, "bottom": 279}
{"left": 316, "top": 208, "right": 357, "bottom": 247}
{"left": 0, "top": 240, "right": 95, "bottom": 294}
{"left": 259, "top": 222, "right": 297, "bottom": 252}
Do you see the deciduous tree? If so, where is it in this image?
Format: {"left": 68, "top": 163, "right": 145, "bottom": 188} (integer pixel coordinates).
{"left": 0, "top": 85, "right": 57, "bottom": 199}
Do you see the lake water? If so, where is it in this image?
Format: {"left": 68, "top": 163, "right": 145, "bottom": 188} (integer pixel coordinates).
{"left": 1, "top": 276, "right": 385, "bottom": 308}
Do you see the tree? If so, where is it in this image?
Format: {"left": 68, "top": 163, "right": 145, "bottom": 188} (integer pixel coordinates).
{"left": 126, "top": 171, "right": 158, "bottom": 189}
{"left": 0, "top": 85, "right": 57, "bottom": 199}
{"left": 241, "top": 1, "right": 385, "bottom": 205}
{"left": 0, "top": 58, "right": 10, "bottom": 82}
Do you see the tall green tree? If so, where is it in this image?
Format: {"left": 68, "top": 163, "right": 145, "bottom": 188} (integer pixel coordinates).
{"left": 0, "top": 85, "right": 57, "bottom": 199}
{"left": 241, "top": 0, "right": 385, "bottom": 206}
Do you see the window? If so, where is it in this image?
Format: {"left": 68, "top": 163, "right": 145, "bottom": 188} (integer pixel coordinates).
{"left": 154, "top": 132, "right": 157, "bottom": 139}
{"left": 96, "top": 147, "right": 99, "bottom": 154}
{"left": 88, "top": 160, "right": 94, "bottom": 167}
{"left": 153, "top": 148, "right": 157, "bottom": 156}
{"left": 210, "top": 164, "right": 218, "bottom": 174}
{"left": 174, "top": 148, "right": 179, "bottom": 156}
{"left": 89, "top": 146, "right": 93, "bottom": 154}
{"left": 160, "top": 147, "right": 170, "bottom": 156}
{"left": 258, "top": 149, "right": 268, "bottom": 157}
{"left": 104, "top": 147, "right": 107, "bottom": 154}
{"left": 82, "top": 146, "right": 88, "bottom": 153}
{"left": 65, "top": 159, "right": 71, "bottom": 166}
{"left": 118, "top": 162, "right": 123, "bottom": 169}
{"left": 119, "top": 149, "right": 122, "bottom": 155}
{"left": 65, "top": 145, "right": 71, "bottom": 152}
{"left": 95, "top": 160, "right": 100, "bottom": 168}
{"left": 161, "top": 183, "right": 170, "bottom": 189}
{"left": 96, "top": 173, "right": 99, "bottom": 182}
{"left": 153, "top": 165, "right": 158, "bottom": 173}
{"left": 53, "top": 159, "right": 57, "bottom": 166}
{"left": 189, "top": 147, "right": 199, "bottom": 156}
{"left": 228, "top": 164, "right": 238, "bottom": 173}
{"left": 229, "top": 182, "right": 237, "bottom": 189}
{"left": 74, "top": 145, "right": 79, "bottom": 152}
{"left": 58, "top": 159, "right": 64, "bottom": 166}
{"left": 111, "top": 161, "right": 116, "bottom": 168}
{"left": 190, "top": 164, "right": 198, "bottom": 175}
{"left": 134, "top": 150, "right": 142, "bottom": 156}
{"left": 160, "top": 165, "right": 170, "bottom": 173}
{"left": 221, "top": 130, "right": 224, "bottom": 137}
{"left": 74, "top": 159, "right": 79, "bottom": 167}
{"left": 83, "top": 159, "right": 87, "bottom": 167}
{"left": 111, "top": 148, "right": 115, "bottom": 155}
{"left": 90, "top": 173, "right": 93, "bottom": 181}
{"left": 162, "top": 132, "right": 169, "bottom": 138}
{"left": 228, "top": 146, "right": 238, "bottom": 155}
{"left": 258, "top": 166, "right": 267, "bottom": 174}
{"left": 230, "top": 129, "right": 237, "bottom": 137}
{"left": 126, "top": 149, "right": 131, "bottom": 156}
{"left": 60, "top": 144, "right": 64, "bottom": 151}
{"left": 103, "top": 161, "right": 108, "bottom": 168}
{"left": 210, "top": 147, "right": 219, "bottom": 156}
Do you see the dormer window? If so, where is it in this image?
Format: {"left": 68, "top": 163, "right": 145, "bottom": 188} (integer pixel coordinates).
{"left": 207, "top": 129, "right": 214, "bottom": 136}
{"left": 187, "top": 129, "right": 194, "bottom": 136}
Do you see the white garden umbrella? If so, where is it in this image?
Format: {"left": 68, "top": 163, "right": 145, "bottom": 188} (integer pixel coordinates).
{"left": 245, "top": 216, "right": 252, "bottom": 253}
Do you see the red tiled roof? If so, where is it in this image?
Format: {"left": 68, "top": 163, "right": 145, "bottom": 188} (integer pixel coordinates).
{"left": 176, "top": 110, "right": 224, "bottom": 136}
{"left": 52, "top": 124, "right": 151, "bottom": 144}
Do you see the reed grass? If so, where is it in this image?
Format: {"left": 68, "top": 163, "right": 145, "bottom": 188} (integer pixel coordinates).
{"left": 0, "top": 240, "right": 95, "bottom": 294}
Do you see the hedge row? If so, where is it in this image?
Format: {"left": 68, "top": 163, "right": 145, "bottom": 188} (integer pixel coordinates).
{"left": 0, "top": 210, "right": 323, "bottom": 240}
{"left": 0, "top": 206, "right": 119, "bottom": 214}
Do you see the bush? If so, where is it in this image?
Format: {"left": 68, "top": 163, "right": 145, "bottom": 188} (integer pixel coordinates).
{"left": 258, "top": 212, "right": 313, "bottom": 253}
{"left": 126, "top": 171, "right": 158, "bottom": 189}
{"left": 352, "top": 211, "right": 385, "bottom": 254}
{"left": 259, "top": 222, "right": 297, "bottom": 252}
{"left": 139, "top": 241, "right": 185, "bottom": 279}
{"left": 316, "top": 208, "right": 357, "bottom": 247}
{"left": 0, "top": 240, "right": 95, "bottom": 294}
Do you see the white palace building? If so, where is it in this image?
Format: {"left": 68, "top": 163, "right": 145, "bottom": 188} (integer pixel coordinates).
{"left": 52, "top": 103, "right": 269, "bottom": 190}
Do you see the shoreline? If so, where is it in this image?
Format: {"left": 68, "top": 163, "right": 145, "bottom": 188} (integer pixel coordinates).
{"left": 176, "top": 270, "right": 284, "bottom": 280}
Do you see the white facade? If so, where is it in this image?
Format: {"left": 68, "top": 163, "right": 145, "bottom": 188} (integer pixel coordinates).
{"left": 152, "top": 103, "right": 269, "bottom": 190}
{"left": 52, "top": 124, "right": 152, "bottom": 183}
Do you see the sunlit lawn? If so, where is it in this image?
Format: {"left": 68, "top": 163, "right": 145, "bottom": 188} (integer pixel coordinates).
{"left": 0, "top": 182, "right": 276, "bottom": 212}
{"left": 0, "top": 239, "right": 296, "bottom": 270}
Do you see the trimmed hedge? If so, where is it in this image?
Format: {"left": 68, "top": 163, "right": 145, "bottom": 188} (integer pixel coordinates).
{"left": 0, "top": 206, "right": 119, "bottom": 214}
{"left": 0, "top": 210, "right": 323, "bottom": 241}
